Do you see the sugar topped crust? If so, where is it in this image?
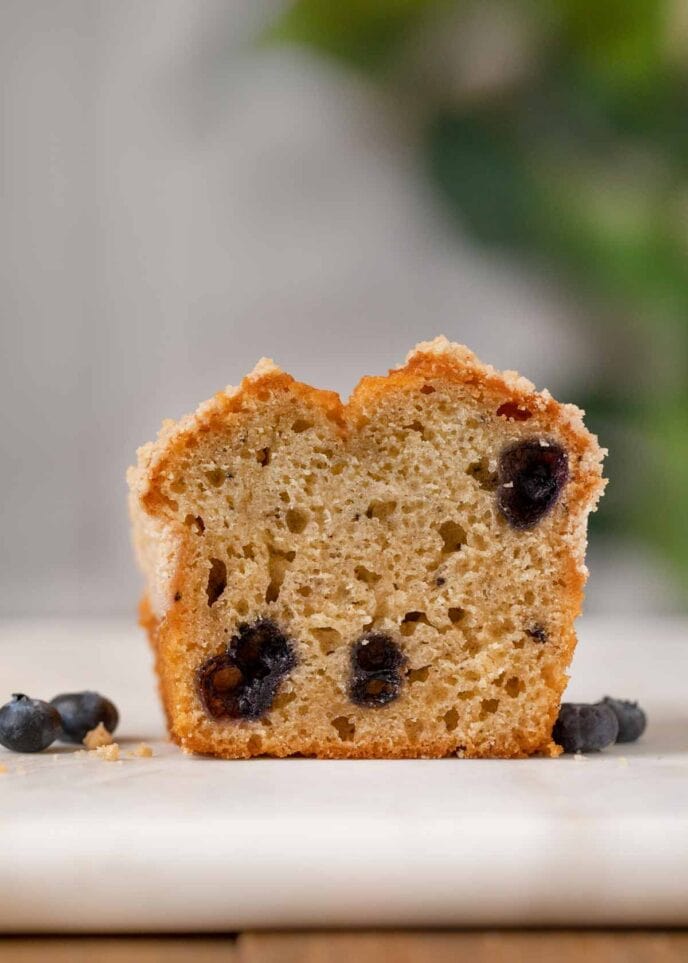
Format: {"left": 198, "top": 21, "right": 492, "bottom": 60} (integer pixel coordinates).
{"left": 129, "top": 337, "right": 602, "bottom": 505}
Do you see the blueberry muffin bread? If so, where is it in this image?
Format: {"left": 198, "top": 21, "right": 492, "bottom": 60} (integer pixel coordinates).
{"left": 128, "top": 337, "right": 606, "bottom": 758}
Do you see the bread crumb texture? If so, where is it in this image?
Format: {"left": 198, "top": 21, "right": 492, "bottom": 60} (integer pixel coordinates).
{"left": 128, "top": 337, "right": 605, "bottom": 759}
{"left": 82, "top": 722, "right": 114, "bottom": 750}
{"left": 93, "top": 743, "right": 120, "bottom": 762}
{"left": 129, "top": 742, "right": 154, "bottom": 758}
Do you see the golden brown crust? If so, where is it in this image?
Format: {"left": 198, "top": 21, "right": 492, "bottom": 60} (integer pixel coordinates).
{"left": 129, "top": 338, "right": 605, "bottom": 759}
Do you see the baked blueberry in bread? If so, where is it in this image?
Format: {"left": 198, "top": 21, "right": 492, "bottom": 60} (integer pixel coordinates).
{"left": 128, "top": 338, "right": 605, "bottom": 758}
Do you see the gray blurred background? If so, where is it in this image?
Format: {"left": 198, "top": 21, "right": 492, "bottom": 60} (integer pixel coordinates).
{"left": 1, "top": 0, "right": 685, "bottom": 619}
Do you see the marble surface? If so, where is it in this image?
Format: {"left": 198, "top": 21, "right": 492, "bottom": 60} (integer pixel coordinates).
{"left": 0, "top": 617, "right": 686, "bottom": 931}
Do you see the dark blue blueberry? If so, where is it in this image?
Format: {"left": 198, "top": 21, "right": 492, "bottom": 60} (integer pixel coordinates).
{"left": 197, "top": 618, "right": 296, "bottom": 720}
{"left": 498, "top": 439, "right": 568, "bottom": 529}
{"left": 50, "top": 691, "right": 119, "bottom": 744}
{"left": 553, "top": 702, "right": 619, "bottom": 753}
{"left": 0, "top": 694, "right": 61, "bottom": 753}
{"left": 602, "top": 697, "right": 647, "bottom": 744}
{"left": 349, "top": 633, "right": 405, "bottom": 708}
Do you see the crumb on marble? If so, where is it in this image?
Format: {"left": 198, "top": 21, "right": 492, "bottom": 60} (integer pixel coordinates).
{"left": 128, "top": 742, "right": 154, "bottom": 758}
{"left": 94, "top": 743, "right": 120, "bottom": 762}
{"left": 573, "top": 752, "right": 587, "bottom": 762}
{"left": 0, "top": 763, "right": 8, "bottom": 774}
{"left": 83, "top": 722, "right": 114, "bottom": 750}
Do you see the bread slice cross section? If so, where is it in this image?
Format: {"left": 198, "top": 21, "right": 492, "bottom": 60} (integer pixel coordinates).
{"left": 128, "top": 337, "right": 605, "bottom": 758}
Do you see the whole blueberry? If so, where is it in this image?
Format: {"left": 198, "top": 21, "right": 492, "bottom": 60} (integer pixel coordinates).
{"left": 0, "top": 694, "right": 62, "bottom": 753}
{"left": 553, "top": 702, "right": 619, "bottom": 753}
{"left": 50, "top": 691, "right": 119, "bottom": 743}
{"left": 602, "top": 697, "right": 647, "bottom": 744}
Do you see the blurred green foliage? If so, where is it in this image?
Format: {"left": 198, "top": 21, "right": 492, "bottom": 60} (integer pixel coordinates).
{"left": 264, "top": 0, "right": 448, "bottom": 71}
{"left": 269, "top": 0, "right": 688, "bottom": 594}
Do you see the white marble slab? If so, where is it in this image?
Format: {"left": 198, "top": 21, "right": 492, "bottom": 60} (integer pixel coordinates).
{"left": 0, "top": 617, "right": 686, "bottom": 931}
